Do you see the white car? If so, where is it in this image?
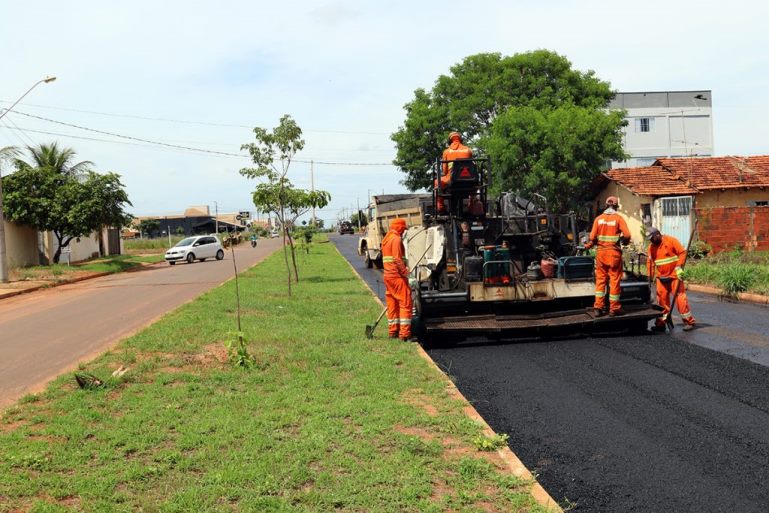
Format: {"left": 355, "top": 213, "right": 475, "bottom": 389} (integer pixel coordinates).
{"left": 165, "top": 235, "right": 225, "bottom": 265}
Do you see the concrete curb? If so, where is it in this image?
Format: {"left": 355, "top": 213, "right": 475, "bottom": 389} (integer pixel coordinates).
{"left": 687, "top": 283, "right": 769, "bottom": 306}
{"left": 333, "top": 243, "right": 563, "bottom": 513}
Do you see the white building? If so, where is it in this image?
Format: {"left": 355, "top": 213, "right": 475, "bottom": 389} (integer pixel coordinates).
{"left": 609, "top": 90, "right": 713, "bottom": 168}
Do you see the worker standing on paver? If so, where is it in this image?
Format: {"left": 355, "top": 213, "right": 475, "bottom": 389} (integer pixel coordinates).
{"left": 381, "top": 218, "right": 413, "bottom": 340}
{"left": 646, "top": 227, "right": 696, "bottom": 331}
{"left": 435, "top": 131, "right": 473, "bottom": 212}
{"left": 584, "top": 196, "right": 631, "bottom": 316}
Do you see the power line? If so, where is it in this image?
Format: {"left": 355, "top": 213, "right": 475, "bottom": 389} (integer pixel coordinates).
{"left": 4, "top": 109, "right": 395, "bottom": 166}
{"left": 0, "top": 100, "right": 391, "bottom": 135}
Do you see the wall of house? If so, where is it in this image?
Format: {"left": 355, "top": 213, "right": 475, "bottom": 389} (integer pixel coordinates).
{"left": 695, "top": 205, "right": 769, "bottom": 252}
{"left": 596, "top": 184, "right": 653, "bottom": 247}
{"left": 695, "top": 189, "right": 769, "bottom": 209}
{"left": 3, "top": 220, "right": 39, "bottom": 267}
{"left": 43, "top": 231, "right": 101, "bottom": 263}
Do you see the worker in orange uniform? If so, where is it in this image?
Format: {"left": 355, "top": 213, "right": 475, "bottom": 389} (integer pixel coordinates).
{"left": 584, "top": 196, "right": 631, "bottom": 316}
{"left": 382, "top": 218, "right": 413, "bottom": 340}
{"left": 435, "top": 131, "right": 473, "bottom": 212}
{"left": 646, "top": 227, "right": 696, "bottom": 331}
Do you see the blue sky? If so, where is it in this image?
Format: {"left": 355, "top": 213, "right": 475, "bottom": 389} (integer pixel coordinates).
{"left": 1, "top": 0, "right": 768, "bottom": 226}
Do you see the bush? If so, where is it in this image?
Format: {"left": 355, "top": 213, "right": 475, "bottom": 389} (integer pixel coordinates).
{"left": 717, "top": 263, "right": 755, "bottom": 297}
{"left": 688, "top": 240, "right": 712, "bottom": 260}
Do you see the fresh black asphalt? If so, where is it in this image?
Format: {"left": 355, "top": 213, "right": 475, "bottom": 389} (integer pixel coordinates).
{"left": 332, "top": 234, "right": 769, "bottom": 513}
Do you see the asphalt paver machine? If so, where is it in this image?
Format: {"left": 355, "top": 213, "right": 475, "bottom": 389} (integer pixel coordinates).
{"left": 405, "top": 157, "right": 662, "bottom": 343}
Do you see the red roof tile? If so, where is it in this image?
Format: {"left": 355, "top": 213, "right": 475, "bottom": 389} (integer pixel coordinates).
{"left": 604, "top": 166, "right": 697, "bottom": 196}
{"left": 655, "top": 156, "right": 769, "bottom": 190}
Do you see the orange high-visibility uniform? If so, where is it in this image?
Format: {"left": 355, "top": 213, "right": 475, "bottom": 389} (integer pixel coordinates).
{"left": 435, "top": 137, "right": 473, "bottom": 212}
{"left": 382, "top": 219, "right": 412, "bottom": 340}
{"left": 647, "top": 234, "right": 695, "bottom": 328}
{"left": 585, "top": 210, "right": 630, "bottom": 313}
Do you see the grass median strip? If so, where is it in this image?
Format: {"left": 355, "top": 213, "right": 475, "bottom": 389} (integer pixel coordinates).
{"left": 0, "top": 241, "right": 549, "bottom": 513}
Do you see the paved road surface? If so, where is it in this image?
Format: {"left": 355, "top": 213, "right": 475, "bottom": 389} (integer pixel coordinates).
{"left": 0, "top": 239, "right": 281, "bottom": 409}
{"left": 332, "top": 234, "right": 769, "bottom": 513}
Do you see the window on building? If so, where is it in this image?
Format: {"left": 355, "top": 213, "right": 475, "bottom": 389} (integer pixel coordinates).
{"left": 635, "top": 117, "right": 655, "bottom": 133}
{"left": 748, "top": 200, "right": 769, "bottom": 206}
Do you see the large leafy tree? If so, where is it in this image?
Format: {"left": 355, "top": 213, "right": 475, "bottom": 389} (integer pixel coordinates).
{"left": 391, "top": 50, "right": 627, "bottom": 209}
{"left": 241, "top": 115, "right": 330, "bottom": 295}
{"left": 3, "top": 143, "right": 132, "bottom": 263}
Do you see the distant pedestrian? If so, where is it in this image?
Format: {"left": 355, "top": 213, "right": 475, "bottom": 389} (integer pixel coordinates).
{"left": 646, "top": 227, "right": 696, "bottom": 331}
{"left": 584, "top": 196, "right": 631, "bottom": 316}
{"left": 381, "top": 218, "right": 412, "bottom": 341}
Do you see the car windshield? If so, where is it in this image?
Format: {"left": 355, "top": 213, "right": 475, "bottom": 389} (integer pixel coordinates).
{"left": 175, "top": 237, "right": 197, "bottom": 247}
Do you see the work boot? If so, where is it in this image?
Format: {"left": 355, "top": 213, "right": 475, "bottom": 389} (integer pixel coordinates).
{"left": 651, "top": 324, "right": 666, "bottom": 333}
{"left": 609, "top": 309, "right": 625, "bottom": 317}
{"left": 682, "top": 324, "right": 695, "bottom": 332}
{"left": 388, "top": 333, "right": 399, "bottom": 339}
{"left": 593, "top": 308, "right": 606, "bottom": 317}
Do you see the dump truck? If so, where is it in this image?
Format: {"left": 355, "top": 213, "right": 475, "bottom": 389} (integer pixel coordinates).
{"left": 358, "top": 194, "right": 430, "bottom": 268}
{"left": 404, "top": 157, "right": 662, "bottom": 343}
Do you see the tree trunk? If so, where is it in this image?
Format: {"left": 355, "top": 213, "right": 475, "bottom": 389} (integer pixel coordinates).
{"left": 52, "top": 234, "right": 73, "bottom": 264}
{"left": 287, "top": 234, "right": 299, "bottom": 282}
{"left": 279, "top": 206, "right": 291, "bottom": 297}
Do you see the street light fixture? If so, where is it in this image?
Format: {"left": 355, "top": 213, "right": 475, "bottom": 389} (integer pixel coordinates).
{"left": 0, "top": 76, "right": 57, "bottom": 283}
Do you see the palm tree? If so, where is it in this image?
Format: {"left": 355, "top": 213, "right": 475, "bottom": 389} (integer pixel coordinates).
{"left": 15, "top": 142, "right": 93, "bottom": 176}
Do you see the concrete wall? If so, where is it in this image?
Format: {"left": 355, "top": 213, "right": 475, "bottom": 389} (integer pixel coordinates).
{"left": 695, "top": 189, "right": 769, "bottom": 209}
{"left": 3, "top": 220, "right": 39, "bottom": 267}
{"left": 595, "top": 183, "right": 653, "bottom": 247}
{"left": 43, "top": 231, "right": 101, "bottom": 264}
{"left": 695, "top": 206, "right": 769, "bottom": 252}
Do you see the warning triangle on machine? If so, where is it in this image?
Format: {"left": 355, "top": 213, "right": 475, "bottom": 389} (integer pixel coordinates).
{"left": 459, "top": 167, "right": 472, "bottom": 178}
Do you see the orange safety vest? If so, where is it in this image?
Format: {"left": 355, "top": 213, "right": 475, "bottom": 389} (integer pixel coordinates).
{"left": 647, "top": 234, "right": 686, "bottom": 278}
{"left": 382, "top": 230, "right": 408, "bottom": 278}
{"left": 588, "top": 211, "right": 630, "bottom": 251}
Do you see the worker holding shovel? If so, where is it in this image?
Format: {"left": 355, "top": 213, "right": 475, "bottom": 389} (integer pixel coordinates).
{"left": 647, "top": 227, "right": 696, "bottom": 332}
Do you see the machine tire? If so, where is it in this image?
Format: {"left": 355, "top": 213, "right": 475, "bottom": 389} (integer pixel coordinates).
{"left": 168, "top": 261, "right": 176, "bottom": 266}
{"left": 374, "top": 256, "right": 383, "bottom": 270}
{"left": 186, "top": 253, "right": 195, "bottom": 264}
{"left": 216, "top": 249, "right": 225, "bottom": 260}
{"left": 364, "top": 251, "right": 373, "bottom": 269}
{"left": 628, "top": 318, "right": 651, "bottom": 335}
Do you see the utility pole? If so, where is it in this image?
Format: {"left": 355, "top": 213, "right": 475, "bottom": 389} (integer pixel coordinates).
{"left": 214, "top": 201, "right": 219, "bottom": 235}
{"left": 0, "top": 75, "right": 56, "bottom": 283}
{"left": 310, "top": 160, "right": 316, "bottom": 227}
{"left": 356, "top": 198, "right": 361, "bottom": 231}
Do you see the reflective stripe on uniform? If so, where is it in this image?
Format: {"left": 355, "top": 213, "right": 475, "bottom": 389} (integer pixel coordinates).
{"left": 680, "top": 312, "right": 693, "bottom": 319}
{"left": 383, "top": 256, "right": 395, "bottom": 263}
{"left": 609, "top": 294, "right": 621, "bottom": 301}
{"left": 387, "top": 319, "right": 398, "bottom": 325}
{"left": 595, "top": 291, "right": 605, "bottom": 297}
{"left": 399, "top": 318, "right": 412, "bottom": 324}
{"left": 597, "top": 235, "right": 620, "bottom": 242}
{"left": 654, "top": 256, "right": 679, "bottom": 266}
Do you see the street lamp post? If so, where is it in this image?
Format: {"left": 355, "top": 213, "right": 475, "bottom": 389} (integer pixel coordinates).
{"left": 0, "top": 76, "right": 57, "bottom": 283}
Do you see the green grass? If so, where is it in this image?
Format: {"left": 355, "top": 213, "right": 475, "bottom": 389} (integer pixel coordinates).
{"left": 686, "top": 250, "right": 769, "bottom": 296}
{"left": 0, "top": 241, "right": 548, "bottom": 512}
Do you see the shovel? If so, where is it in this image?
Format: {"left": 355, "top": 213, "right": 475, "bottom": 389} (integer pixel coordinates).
{"left": 365, "top": 308, "right": 387, "bottom": 339}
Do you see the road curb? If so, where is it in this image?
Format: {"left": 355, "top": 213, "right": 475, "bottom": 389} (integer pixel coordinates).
{"left": 687, "top": 283, "right": 769, "bottom": 306}
{"left": 333, "top": 242, "right": 563, "bottom": 513}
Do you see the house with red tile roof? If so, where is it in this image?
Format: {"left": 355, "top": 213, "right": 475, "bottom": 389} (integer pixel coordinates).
{"left": 591, "top": 156, "right": 769, "bottom": 251}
